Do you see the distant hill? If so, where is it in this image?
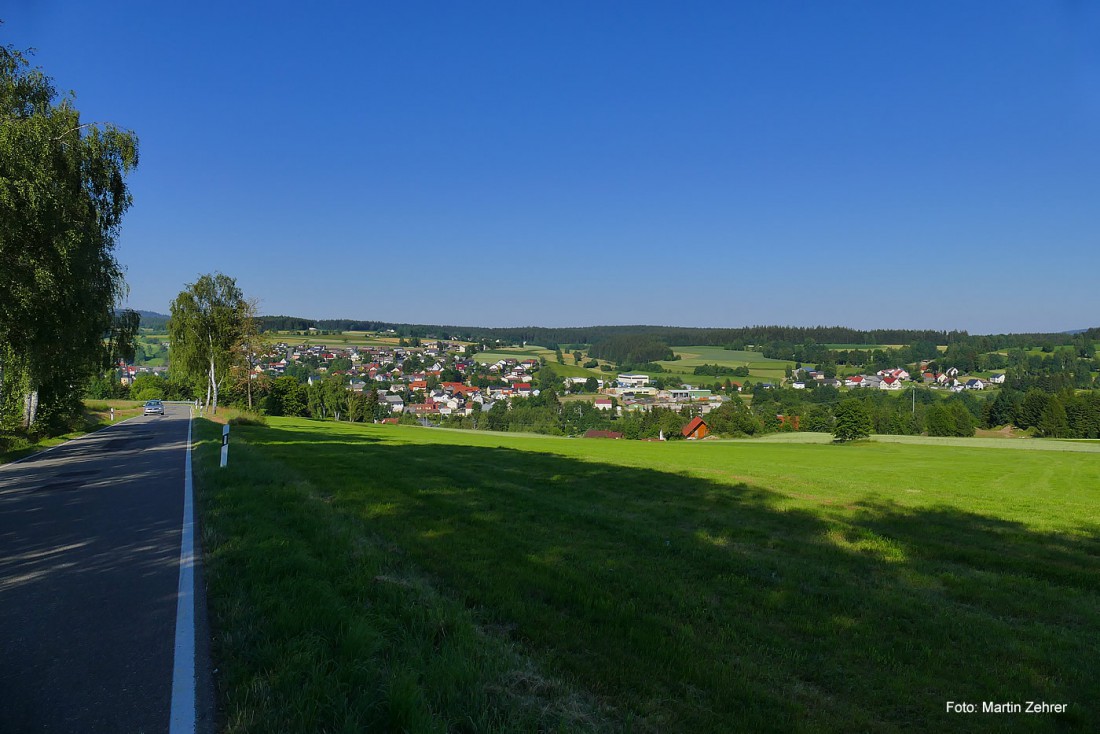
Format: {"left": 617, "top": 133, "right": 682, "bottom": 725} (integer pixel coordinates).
{"left": 136, "top": 310, "right": 170, "bottom": 330}
{"left": 257, "top": 315, "right": 1099, "bottom": 351}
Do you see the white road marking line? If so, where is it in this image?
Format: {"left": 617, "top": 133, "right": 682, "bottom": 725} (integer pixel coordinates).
{"left": 169, "top": 411, "right": 196, "bottom": 733}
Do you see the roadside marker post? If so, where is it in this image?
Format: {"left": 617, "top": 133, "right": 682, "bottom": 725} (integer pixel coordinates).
{"left": 220, "top": 424, "right": 229, "bottom": 468}
{"left": 110, "top": 407, "right": 115, "bottom": 422}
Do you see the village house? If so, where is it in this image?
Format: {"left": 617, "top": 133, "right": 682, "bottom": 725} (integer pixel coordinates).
{"left": 877, "top": 368, "right": 910, "bottom": 381}
{"left": 616, "top": 373, "right": 651, "bottom": 388}
{"left": 584, "top": 429, "right": 623, "bottom": 439}
{"left": 682, "top": 417, "right": 710, "bottom": 440}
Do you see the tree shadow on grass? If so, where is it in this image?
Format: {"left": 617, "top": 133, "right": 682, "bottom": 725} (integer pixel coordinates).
{"left": 215, "top": 422, "right": 1099, "bottom": 733}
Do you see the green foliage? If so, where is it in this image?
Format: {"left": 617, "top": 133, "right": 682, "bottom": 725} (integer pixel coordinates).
{"left": 536, "top": 364, "right": 563, "bottom": 392}
{"left": 84, "top": 373, "right": 128, "bottom": 400}
{"left": 168, "top": 273, "right": 250, "bottom": 414}
{"left": 926, "top": 401, "right": 976, "bottom": 437}
{"left": 1016, "top": 389, "right": 1050, "bottom": 429}
{"left": 617, "top": 406, "right": 687, "bottom": 440}
{"left": 129, "top": 373, "right": 165, "bottom": 402}
{"left": 1, "top": 44, "right": 139, "bottom": 431}
{"left": 588, "top": 335, "right": 673, "bottom": 366}
{"left": 986, "top": 389, "right": 1021, "bottom": 427}
{"left": 265, "top": 376, "right": 308, "bottom": 417}
{"left": 834, "top": 399, "right": 872, "bottom": 442}
{"left": 693, "top": 363, "right": 749, "bottom": 377}
{"left": 705, "top": 399, "right": 762, "bottom": 437}
{"left": 1036, "top": 398, "right": 1070, "bottom": 438}
{"left": 227, "top": 412, "right": 267, "bottom": 427}
{"left": 321, "top": 374, "right": 348, "bottom": 420}
{"left": 802, "top": 404, "right": 835, "bottom": 433}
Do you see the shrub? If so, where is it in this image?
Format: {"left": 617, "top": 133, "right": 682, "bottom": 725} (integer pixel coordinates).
{"left": 228, "top": 412, "right": 267, "bottom": 427}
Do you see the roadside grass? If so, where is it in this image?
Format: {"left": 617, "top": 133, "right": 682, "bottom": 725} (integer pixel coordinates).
{"left": 0, "top": 400, "right": 143, "bottom": 464}
{"left": 195, "top": 418, "right": 1100, "bottom": 732}
{"left": 193, "top": 420, "right": 615, "bottom": 733}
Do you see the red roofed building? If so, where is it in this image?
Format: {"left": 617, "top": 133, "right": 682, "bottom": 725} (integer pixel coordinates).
{"left": 584, "top": 430, "right": 623, "bottom": 439}
{"left": 682, "top": 417, "right": 709, "bottom": 440}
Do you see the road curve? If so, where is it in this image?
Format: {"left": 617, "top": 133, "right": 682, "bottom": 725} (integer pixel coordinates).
{"left": 0, "top": 404, "right": 211, "bottom": 733}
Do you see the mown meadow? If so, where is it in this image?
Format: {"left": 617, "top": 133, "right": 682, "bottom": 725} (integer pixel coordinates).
{"left": 658, "top": 346, "right": 793, "bottom": 383}
{"left": 193, "top": 418, "right": 1100, "bottom": 732}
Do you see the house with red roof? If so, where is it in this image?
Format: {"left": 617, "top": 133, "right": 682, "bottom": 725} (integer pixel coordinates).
{"left": 682, "top": 417, "right": 709, "bottom": 440}
{"left": 584, "top": 430, "right": 623, "bottom": 439}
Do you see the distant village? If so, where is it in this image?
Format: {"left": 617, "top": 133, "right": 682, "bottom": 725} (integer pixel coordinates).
{"left": 121, "top": 336, "right": 1005, "bottom": 424}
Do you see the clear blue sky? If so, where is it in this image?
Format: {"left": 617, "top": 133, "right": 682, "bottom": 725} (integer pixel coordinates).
{"left": 6, "top": 2, "right": 1099, "bottom": 333}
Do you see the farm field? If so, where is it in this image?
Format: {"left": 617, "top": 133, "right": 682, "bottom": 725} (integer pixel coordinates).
{"left": 658, "top": 345, "right": 793, "bottom": 383}
{"left": 475, "top": 346, "right": 607, "bottom": 379}
{"left": 265, "top": 330, "right": 407, "bottom": 348}
{"left": 194, "top": 418, "right": 1099, "bottom": 732}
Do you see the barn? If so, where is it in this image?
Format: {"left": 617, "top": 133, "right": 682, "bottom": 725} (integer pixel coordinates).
{"left": 681, "top": 417, "right": 709, "bottom": 440}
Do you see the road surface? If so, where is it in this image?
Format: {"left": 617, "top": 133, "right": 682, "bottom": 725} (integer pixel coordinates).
{"left": 0, "top": 404, "right": 213, "bottom": 733}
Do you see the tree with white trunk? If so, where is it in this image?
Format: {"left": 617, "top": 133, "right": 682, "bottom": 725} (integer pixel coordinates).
{"left": 168, "top": 273, "right": 251, "bottom": 415}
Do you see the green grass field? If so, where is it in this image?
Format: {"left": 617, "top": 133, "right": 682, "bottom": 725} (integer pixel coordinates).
{"left": 264, "top": 330, "right": 408, "bottom": 348}
{"left": 475, "top": 346, "right": 608, "bottom": 379}
{"left": 194, "top": 419, "right": 1099, "bottom": 732}
{"left": 658, "top": 346, "right": 792, "bottom": 383}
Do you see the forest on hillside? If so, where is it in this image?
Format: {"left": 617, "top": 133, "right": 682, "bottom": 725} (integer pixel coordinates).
{"left": 252, "top": 315, "right": 1098, "bottom": 353}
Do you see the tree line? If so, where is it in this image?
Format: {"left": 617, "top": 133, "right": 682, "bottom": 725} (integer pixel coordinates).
{"left": 252, "top": 318, "right": 997, "bottom": 351}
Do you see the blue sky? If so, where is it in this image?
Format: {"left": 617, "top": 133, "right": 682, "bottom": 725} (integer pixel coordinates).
{"left": 5, "top": 2, "right": 1098, "bottom": 333}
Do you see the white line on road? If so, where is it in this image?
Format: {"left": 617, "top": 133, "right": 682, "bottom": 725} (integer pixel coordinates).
{"left": 169, "top": 411, "right": 196, "bottom": 733}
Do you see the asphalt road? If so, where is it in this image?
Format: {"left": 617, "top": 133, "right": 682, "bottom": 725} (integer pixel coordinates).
{"left": 0, "top": 404, "right": 212, "bottom": 733}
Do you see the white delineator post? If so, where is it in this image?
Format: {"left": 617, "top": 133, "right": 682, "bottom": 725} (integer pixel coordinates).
{"left": 220, "top": 424, "right": 230, "bottom": 468}
{"left": 110, "top": 407, "right": 115, "bottom": 422}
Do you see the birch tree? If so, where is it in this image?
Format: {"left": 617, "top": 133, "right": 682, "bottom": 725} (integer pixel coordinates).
{"left": 1, "top": 43, "right": 139, "bottom": 430}
{"left": 232, "top": 297, "right": 267, "bottom": 410}
{"left": 168, "top": 273, "right": 248, "bottom": 414}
